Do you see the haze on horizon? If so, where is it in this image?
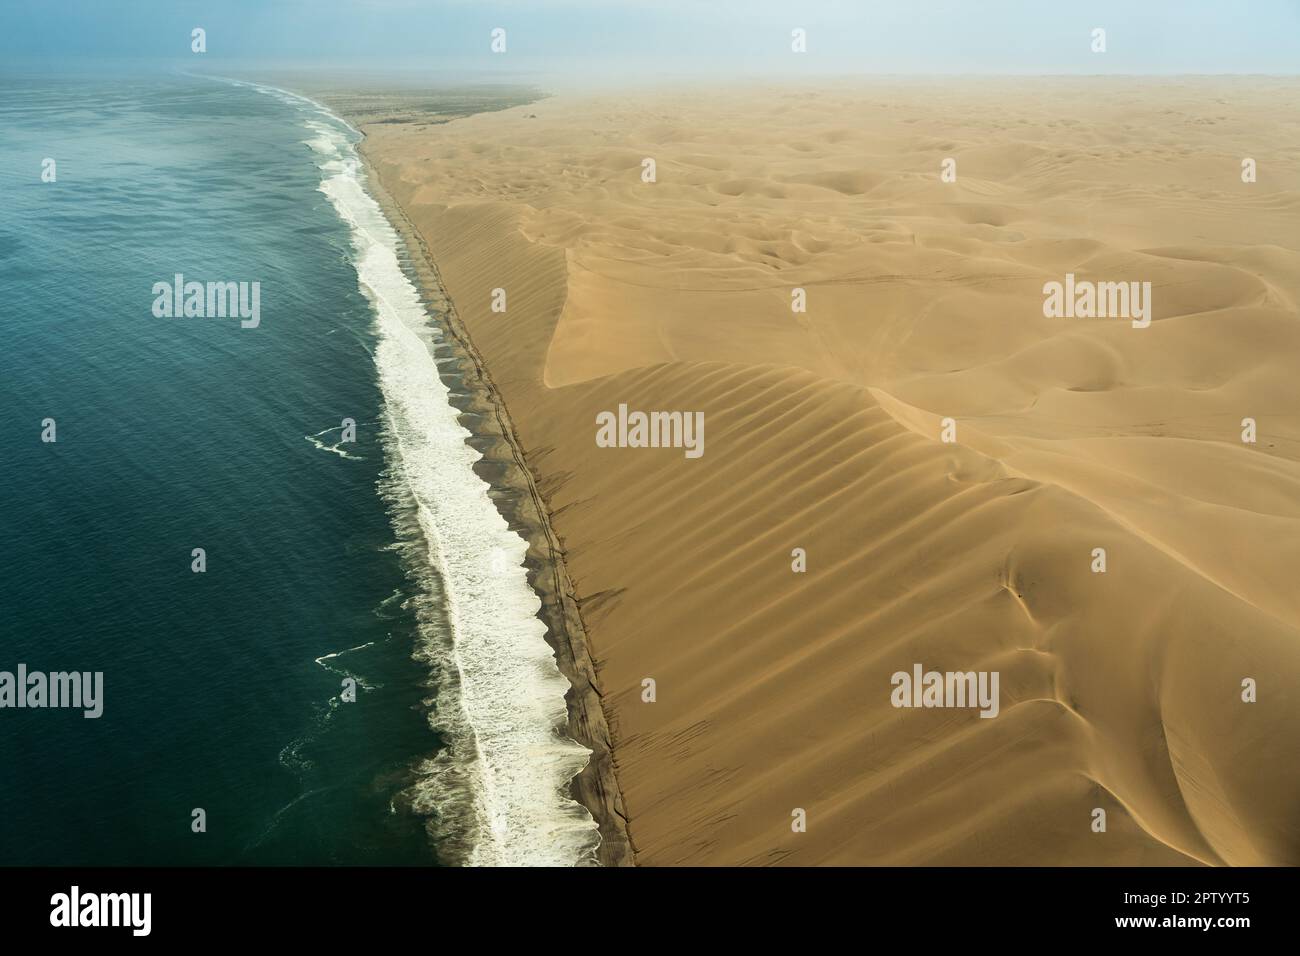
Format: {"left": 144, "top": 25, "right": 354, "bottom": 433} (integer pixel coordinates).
{"left": 2, "top": 0, "right": 1299, "bottom": 81}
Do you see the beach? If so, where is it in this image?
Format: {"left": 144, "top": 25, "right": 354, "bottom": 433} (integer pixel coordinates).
{"left": 359, "top": 165, "right": 635, "bottom": 866}
{"left": 342, "top": 77, "right": 1300, "bottom": 865}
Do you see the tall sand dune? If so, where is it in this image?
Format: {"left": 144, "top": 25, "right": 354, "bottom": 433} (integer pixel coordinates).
{"left": 362, "top": 78, "right": 1300, "bottom": 865}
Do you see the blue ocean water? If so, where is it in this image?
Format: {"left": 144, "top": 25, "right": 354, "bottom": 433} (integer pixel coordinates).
{"left": 0, "top": 72, "right": 448, "bottom": 865}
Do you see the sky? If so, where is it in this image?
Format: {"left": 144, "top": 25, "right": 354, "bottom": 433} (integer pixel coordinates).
{"left": 1, "top": 0, "right": 1298, "bottom": 77}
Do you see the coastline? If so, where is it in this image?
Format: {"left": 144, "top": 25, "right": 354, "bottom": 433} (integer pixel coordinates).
{"left": 358, "top": 147, "right": 634, "bottom": 867}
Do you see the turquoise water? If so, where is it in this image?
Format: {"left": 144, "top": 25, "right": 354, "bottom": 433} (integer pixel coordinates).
{"left": 0, "top": 73, "right": 446, "bottom": 865}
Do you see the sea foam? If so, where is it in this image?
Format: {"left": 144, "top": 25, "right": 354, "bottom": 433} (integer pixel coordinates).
{"left": 241, "top": 81, "right": 600, "bottom": 866}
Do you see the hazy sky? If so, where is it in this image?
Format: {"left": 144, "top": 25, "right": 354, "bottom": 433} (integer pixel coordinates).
{"left": 3, "top": 0, "right": 1298, "bottom": 76}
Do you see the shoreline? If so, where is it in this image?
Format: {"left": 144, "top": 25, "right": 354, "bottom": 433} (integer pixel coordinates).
{"left": 359, "top": 147, "right": 634, "bottom": 867}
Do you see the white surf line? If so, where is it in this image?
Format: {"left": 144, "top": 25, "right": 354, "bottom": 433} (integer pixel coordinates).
{"left": 304, "top": 422, "right": 368, "bottom": 460}
{"left": 228, "top": 78, "right": 601, "bottom": 866}
{"left": 315, "top": 640, "right": 381, "bottom": 692}
{"left": 314, "top": 641, "right": 377, "bottom": 666}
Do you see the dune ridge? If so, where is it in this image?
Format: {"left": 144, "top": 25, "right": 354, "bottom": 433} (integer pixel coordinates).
{"left": 361, "top": 78, "right": 1300, "bottom": 865}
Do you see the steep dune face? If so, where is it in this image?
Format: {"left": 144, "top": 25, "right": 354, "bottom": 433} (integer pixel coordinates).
{"left": 362, "top": 78, "right": 1300, "bottom": 865}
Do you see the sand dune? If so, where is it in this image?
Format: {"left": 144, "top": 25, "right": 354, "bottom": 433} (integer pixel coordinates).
{"left": 361, "top": 77, "right": 1300, "bottom": 865}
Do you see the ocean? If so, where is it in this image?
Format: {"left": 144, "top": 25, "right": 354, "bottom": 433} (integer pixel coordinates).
{"left": 0, "top": 72, "right": 598, "bottom": 866}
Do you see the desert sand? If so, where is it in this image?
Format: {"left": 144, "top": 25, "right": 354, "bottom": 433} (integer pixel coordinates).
{"left": 360, "top": 77, "right": 1300, "bottom": 865}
